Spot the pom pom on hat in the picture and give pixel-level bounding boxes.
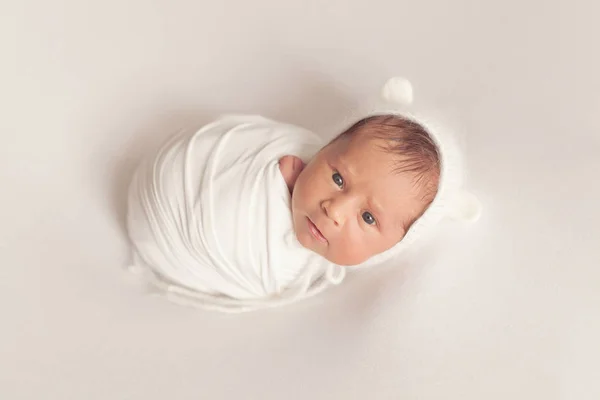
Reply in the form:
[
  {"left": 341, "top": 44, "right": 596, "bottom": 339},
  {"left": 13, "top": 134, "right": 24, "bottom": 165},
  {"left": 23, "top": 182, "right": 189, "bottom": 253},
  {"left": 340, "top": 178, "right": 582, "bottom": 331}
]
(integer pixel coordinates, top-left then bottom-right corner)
[
  {"left": 382, "top": 77, "right": 414, "bottom": 105},
  {"left": 446, "top": 190, "right": 483, "bottom": 222}
]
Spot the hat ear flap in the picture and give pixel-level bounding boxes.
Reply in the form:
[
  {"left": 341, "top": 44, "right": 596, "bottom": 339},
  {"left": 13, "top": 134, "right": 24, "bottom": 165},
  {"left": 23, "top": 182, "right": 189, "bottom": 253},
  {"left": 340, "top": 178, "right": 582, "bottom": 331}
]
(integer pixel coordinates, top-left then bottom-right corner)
[{"left": 445, "top": 190, "right": 482, "bottom": 222}]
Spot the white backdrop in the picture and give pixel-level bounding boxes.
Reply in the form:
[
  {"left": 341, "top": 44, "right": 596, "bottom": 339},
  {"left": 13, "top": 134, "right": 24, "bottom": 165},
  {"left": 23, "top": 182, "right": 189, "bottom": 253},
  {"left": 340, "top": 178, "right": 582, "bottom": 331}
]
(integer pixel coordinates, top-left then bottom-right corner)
[{"left": 1, "top": 0, "right": 599, "bottom": 399}]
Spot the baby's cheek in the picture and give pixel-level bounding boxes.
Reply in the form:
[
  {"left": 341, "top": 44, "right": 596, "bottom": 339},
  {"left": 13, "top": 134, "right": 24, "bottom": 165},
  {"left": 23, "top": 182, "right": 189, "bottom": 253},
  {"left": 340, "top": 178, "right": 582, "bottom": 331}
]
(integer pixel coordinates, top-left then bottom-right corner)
[{"left": 329, "top": 237, "right": 371, "bottom": 266}]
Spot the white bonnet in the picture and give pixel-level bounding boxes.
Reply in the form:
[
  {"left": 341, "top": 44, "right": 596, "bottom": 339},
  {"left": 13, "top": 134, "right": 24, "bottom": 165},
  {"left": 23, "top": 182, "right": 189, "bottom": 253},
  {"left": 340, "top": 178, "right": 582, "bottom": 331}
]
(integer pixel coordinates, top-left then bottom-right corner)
[{"left": 355, "top": 77, "right": 482, "bottom": 268}]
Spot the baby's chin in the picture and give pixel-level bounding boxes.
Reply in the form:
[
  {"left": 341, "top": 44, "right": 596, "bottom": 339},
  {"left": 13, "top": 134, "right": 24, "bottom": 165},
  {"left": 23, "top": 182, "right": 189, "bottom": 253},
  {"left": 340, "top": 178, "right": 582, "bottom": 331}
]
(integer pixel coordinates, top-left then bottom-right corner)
[{"left": 323, "top": 253, "right": 368, "bottom": 267}]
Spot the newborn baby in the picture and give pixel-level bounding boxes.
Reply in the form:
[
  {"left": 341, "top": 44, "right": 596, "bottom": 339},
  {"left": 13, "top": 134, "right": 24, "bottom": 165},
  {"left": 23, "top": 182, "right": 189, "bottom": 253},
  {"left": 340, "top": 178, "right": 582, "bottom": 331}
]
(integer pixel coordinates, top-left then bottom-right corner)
[
  {"left": 127, "top": 78, "right": 479, "bottom": 312},
  {"left": 278, "top": 115, "right": 439, "bottom": 266}
]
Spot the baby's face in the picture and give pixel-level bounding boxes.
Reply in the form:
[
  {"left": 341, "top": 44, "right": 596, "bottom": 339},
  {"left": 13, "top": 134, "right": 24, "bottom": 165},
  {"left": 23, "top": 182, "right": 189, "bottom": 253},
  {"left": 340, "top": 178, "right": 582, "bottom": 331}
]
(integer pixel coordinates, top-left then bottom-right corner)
[{"left": 291, "top": 132, "right": 427, "bottom": 266}]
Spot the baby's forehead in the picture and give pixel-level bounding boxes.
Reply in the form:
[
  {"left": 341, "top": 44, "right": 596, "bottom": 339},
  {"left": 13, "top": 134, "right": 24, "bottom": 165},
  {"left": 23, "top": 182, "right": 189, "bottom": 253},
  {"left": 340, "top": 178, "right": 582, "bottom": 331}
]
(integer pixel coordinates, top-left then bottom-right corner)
[{"left": 330, "top": 132, "right": 401, "bottom": 173}]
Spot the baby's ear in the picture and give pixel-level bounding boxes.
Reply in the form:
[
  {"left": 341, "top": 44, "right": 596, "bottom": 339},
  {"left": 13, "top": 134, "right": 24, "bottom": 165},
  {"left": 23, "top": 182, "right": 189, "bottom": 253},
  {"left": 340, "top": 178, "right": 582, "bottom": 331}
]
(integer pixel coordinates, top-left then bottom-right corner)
[{"left": 445, "top": 190, "right": 482, "bottom": 222}]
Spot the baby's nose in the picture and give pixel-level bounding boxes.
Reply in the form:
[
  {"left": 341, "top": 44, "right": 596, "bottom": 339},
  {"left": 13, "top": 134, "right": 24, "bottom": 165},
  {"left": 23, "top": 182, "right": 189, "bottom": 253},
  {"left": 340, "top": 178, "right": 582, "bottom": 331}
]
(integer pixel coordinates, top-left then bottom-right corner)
[{"left": 322, "top": 198, "right": 351, "bottom": 226}]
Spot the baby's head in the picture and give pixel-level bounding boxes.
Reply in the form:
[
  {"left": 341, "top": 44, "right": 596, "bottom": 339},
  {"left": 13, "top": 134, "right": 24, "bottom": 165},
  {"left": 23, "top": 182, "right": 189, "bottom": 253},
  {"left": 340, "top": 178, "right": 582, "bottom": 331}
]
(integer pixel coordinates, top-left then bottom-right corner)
[{"left": 292, "top": 115, "right": 441, "bottom": 266}]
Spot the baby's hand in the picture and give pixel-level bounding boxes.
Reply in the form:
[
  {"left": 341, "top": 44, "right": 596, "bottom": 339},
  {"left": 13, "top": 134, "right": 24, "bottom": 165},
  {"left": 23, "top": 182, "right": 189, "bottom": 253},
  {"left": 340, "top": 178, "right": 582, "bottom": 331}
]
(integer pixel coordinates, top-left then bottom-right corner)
[{"left": 278, "top": 155, "right": 305, "bottom": 193}]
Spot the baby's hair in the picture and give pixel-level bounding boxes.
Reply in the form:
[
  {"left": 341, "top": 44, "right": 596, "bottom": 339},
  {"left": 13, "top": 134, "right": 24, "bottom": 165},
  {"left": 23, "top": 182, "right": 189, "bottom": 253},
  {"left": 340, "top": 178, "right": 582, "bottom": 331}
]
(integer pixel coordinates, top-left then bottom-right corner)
[{"left": 340, "top": 115, "right": 441, "bottom": 206}]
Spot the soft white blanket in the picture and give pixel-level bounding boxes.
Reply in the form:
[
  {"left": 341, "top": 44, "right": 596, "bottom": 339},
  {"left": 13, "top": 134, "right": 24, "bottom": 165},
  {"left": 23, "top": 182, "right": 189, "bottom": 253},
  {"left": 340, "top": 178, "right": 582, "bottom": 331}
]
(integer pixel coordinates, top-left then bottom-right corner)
[{"left": 127, "top": 115, "right": 344, "bottom": 311}]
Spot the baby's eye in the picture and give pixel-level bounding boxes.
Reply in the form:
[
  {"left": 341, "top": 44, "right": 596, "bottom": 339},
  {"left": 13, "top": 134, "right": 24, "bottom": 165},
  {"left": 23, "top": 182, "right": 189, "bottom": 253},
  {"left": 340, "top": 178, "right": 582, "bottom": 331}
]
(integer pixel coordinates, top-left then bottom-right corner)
[
  {"left": 362, "top": 211, "right": 376, "bottom": 225},
  {"left": 332, "top": 172, "right": 344, "bottom": 188}
]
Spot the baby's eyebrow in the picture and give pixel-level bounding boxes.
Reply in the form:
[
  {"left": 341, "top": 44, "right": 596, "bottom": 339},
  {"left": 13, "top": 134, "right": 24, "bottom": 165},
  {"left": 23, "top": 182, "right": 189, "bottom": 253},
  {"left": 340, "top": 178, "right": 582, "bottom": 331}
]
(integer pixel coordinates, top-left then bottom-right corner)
[{"left": 336, "top": 157, "right": 357, "bottom": 178}]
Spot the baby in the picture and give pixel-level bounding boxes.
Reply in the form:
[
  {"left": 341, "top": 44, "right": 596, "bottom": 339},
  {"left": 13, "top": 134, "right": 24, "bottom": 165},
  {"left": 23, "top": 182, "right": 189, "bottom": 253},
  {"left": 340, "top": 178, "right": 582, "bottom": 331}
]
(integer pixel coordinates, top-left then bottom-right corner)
[
  {"left": 278, "top": 115, "right": 440, "bottom": 266},
  {"left": 127, "top": 77, "right": 478, "bottom": 312}
]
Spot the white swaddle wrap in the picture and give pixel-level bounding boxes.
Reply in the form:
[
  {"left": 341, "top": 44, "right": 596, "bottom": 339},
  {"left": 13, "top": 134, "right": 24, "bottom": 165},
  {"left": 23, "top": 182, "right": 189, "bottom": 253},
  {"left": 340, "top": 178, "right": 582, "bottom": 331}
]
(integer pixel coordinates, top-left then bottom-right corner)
[{"left": 127, "top": 115, "right": 344, "bottom": 312}]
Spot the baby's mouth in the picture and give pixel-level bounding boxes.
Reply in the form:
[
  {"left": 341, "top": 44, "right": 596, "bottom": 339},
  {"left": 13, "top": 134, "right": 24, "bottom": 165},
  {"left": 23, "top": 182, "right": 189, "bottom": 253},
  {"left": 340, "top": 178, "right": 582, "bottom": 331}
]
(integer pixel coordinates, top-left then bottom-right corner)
[{"left": 307, "top": 217, "right": 328, "bottom": 244}]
